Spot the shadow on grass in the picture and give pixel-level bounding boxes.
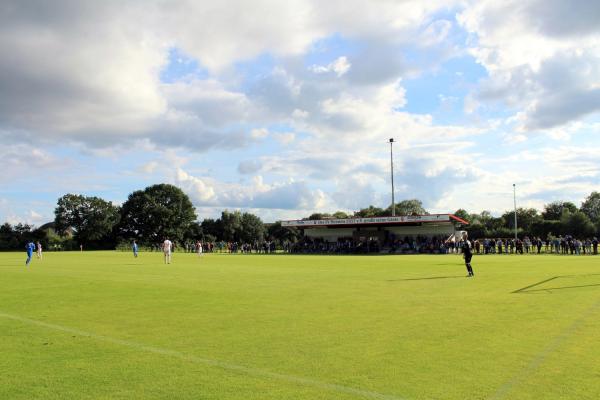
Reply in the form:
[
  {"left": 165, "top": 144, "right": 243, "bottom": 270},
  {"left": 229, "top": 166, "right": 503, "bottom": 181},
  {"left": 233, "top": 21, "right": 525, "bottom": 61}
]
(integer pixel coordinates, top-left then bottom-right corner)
[
  {"left": 513, "top": 273, "right": 600, "bottom": 294},
  {"left": 521, "top": 283, "right": 600, "bottom": 293}
]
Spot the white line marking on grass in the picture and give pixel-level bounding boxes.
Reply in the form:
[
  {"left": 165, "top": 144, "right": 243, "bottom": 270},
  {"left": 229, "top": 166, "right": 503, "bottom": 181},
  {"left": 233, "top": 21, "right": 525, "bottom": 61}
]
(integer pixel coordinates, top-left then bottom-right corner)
[
  {"left": 490, "top": 297, "right": 600, "bottom": 399},
  {"left": 0, "top": 311, "right": 404, "bottom": 400}
]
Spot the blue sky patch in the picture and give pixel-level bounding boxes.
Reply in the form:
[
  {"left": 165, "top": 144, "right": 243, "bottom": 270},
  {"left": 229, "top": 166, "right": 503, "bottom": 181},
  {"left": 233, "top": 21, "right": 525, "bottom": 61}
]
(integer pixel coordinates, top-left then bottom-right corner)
[{"left": 160, "top": 47, "right": 209, "bottom": 83}]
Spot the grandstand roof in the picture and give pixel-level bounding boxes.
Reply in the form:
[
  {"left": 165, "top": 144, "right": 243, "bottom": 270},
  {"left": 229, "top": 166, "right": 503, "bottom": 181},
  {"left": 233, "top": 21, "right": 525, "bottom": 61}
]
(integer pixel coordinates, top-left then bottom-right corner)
[{"left": 281, "top": 214, "right": 468, "bottom": 228}]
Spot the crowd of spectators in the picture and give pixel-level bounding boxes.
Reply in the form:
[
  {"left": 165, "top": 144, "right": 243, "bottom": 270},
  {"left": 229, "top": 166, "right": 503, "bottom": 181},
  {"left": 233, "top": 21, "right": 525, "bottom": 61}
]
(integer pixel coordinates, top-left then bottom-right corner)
[
  {"left": 185, "top": 241, "right": 277, "bottom": 253},
  {"left": 288, "top": 238, "right": 380, "bottom": 254},
  {"left": 286, "top": 234, "right": 600, "bottom": 255},
  {"left": 458, "top": 236, "right": 599, "bottom": 255},
  {"left": 144, "top": 241, "right": 277, "bottom": 253},
  {"left": 287, "top": 235, "right": 450, "bottom": 254},
  {"left": 135, "top": 234, "right": 599, "bottom": 256},
  {"left": 386, "top": 235, "right": 447, "bottom": 254}
]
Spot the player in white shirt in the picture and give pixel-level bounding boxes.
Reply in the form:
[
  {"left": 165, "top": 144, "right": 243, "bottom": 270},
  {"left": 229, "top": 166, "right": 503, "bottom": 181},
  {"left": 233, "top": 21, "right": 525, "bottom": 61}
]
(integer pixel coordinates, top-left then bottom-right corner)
[
  {"left": 36, "top": 241, "right": 43, "bottom": 260},
  {"left": 162, "top": 238, "right": 173, "bottom": 264},
  {"left": 196, "top": 240, "right": 203, "bottom": 257}
]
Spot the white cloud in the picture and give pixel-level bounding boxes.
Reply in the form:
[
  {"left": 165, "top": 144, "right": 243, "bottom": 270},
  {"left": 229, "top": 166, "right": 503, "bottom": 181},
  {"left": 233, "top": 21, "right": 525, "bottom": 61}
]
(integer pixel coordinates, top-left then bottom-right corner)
[
  {"left": 291, "top": 78, "right": 479, "bottom": 147},
  {"left": 0, "top": 0, "right": 461, "bottom": 148},
  {"left": 174, "top": 168, "right": 328, "bottom": 211},
  {"left": 309, "top": 56, "right": 351, "bottom": 77},
  {"left": 458, "top": 0, "right": 600, "bottom": 131},
  {"left": 139, "top": 161, "right": 158, "bottom": 174},
  {"left": 237, "top": 160, "right": 263, "bottom": 175},
  {"left": 161, "top": 79, "right": 252, "bottom": 127},
  {"left": 28, "top": 210, "right": 45, "bottom": 224},
  {"left": 273, "top": 132, "right": 296, "bottom": 145},
  {"left": 2, "top": 0, "right": 599, "bottom": 223},
  {"left": 420, "top": 19, "right": 453, "bottom": 46},
  {"left": 0, "top": 2, "right": 166, "bottom": 143},
  {"left": 502, "top": 133, "right": 528, "bottom": 145},
  {"left": 0, "top": 199, "right": 50, "bottom": 226},
  {"left": 175, "top": 168, "right": 217, "bottom": 203},
  {"left": 0, "top": 145, "right": 64, "bottom": 183},
  {"left": 292, "top": 109, "right": 309, "bottom": 119},
  {"left": 250, "top": 128, "right": 270, "bottom": 139}
]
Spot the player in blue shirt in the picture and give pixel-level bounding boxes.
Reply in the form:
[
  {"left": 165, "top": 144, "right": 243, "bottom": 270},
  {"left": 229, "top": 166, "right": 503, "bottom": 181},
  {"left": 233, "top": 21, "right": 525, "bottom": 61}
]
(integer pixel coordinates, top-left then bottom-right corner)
[
  {"left": 132, "top": 240, "right": 138, "bottom": 258},
  {"left": 25, "top": 241, "right": 35, "bottom": 266}
]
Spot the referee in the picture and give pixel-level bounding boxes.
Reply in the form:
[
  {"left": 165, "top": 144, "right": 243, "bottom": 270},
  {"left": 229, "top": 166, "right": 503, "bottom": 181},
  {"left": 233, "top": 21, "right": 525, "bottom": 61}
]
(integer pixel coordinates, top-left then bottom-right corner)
[{"left": 461, "top": 232, "right": 474, "bottom": 277}]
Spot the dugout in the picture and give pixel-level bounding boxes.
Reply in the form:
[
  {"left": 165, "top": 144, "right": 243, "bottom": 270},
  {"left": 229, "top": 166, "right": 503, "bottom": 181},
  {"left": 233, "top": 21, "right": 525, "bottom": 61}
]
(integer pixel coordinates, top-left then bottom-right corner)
[{"left": 280, "top": 214, "right": 468, "bottom": 245}]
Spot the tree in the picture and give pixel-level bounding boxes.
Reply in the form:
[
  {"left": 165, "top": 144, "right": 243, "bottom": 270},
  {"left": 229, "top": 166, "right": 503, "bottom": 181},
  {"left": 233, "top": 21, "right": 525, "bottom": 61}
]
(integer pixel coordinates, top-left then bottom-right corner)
[
  {"left": 332, "top": 211, "right": 349, "bottom": 219},
  {"left": 0, "top": 222, "right": 52, "bottom": 251},
  {"left": 466, "top": 221, "right": 486, "bottom": 239},
  {"left": 453, "top": 209, "right": 470, "bottom": 222},
  {"left": 386, "top": 199, "right": 427, "bottom": 216},
  {"left": 354, "top": 206, "right": 385, "bottom": 218},
  {"left": 488, "top": 227, "right": 518, "bottom": 238},
  {"left": 219, "top": 210, "right": 242, "bottom": 242},
  {"left": 530, "top": 220, "right": 563, "bottom": 239},
  {"left": 501, "top": 207, "right": 541, "bottom": 232},
  {"left": 118, "top": 184, "right": 196, "bottom": 244},
  {"left": 0, "top": 223, "right": 18, "bottom": 250},
  {"left": 467, "top": 211, "right": 507, "bottom": 237},
  {"left": 307, "top": 213, "right": 331, "bottom": 220},
  {"left": 561, "top": 211, "right": 596, "bottom": 238},
  {"left": 201, "top": 218, "right": 222, "bottom": 240},
  {"left": 200, "top": 211, "right": 265, "bottom": 243},
  {"left": 183, "top": 221, "right": 203, "bottom": 242},
  {"left": 239, "top": 213, "right": 265, "bottom": 243},
  {"left": 581, "top": 192, "right": 600, "bottom": 224},
  {"left": 468, "top": 210, "right": 492, "bottom": 225},
  {"left": 54, "top": 194, "right": 120, "bottom": 246},
  {"left": 542, "top": 201, "right": 578, "bottom": 220},
  {"left": 267, "top": 222, "right": 301, "bottom": 244}
]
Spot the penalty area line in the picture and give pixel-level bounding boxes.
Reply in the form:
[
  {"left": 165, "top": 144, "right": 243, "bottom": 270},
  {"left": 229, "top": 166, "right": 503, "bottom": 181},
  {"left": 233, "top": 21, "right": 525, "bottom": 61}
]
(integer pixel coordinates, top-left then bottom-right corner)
[
  {"left": 0, "top": 311, "right": 404, "bottom": 400},
  {"left": 490, "top": 296, "right": 600, "bottom": 399}
]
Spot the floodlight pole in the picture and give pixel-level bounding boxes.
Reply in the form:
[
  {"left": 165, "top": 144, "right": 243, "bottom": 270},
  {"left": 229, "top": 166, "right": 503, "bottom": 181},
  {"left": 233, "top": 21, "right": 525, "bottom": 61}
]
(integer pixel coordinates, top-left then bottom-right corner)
[
  {"left": 389, "top": 138, "right": 395, "bottom": 216},
  {"left": 513, "top": 183, "right": 518, "bottom": 240}
]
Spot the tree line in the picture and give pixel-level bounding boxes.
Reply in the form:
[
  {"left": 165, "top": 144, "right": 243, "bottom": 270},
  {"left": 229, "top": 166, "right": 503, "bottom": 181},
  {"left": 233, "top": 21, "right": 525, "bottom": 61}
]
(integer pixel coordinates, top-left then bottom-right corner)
[
  {"left": 455, "top": 193, "right": 600, "bottom": 239},
  {"left": 0, "top": 184, "right": 302, "bottom": 251},
  {"left": 1, "top": 185, "right": 600, "bottom": 251}
]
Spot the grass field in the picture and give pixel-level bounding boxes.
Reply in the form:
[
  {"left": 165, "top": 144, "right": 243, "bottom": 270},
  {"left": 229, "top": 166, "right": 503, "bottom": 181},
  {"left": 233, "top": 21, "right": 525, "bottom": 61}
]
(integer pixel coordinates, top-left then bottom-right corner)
[{"left": 1, "top": 252, "right": 599, "bottom": 400}]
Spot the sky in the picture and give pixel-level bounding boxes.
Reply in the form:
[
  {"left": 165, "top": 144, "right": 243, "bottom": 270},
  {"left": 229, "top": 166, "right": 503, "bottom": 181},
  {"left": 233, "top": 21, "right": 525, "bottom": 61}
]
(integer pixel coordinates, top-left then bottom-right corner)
[{"left": 1, "top": 0, "right": 600, "bottom": 225}]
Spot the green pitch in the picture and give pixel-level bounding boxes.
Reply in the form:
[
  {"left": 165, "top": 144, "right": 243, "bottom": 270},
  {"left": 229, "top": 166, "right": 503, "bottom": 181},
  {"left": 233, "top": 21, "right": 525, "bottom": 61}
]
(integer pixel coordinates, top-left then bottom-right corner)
[{"left": 1, "top": 252, "right": 599, "bottom": 400}]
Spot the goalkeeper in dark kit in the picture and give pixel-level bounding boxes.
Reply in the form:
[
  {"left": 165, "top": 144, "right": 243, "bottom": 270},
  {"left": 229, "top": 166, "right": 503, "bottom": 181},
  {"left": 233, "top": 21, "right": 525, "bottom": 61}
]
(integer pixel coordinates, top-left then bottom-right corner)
[{"left": 461, "top": 232, "right": 474, "bottom": 277}]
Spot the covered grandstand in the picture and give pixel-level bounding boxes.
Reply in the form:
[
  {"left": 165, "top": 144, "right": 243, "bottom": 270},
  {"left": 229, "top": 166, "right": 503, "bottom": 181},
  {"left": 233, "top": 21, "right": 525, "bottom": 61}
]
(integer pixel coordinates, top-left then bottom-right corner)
[{"left": 280, "top": 214, "right": 468, "bottom": 254}]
